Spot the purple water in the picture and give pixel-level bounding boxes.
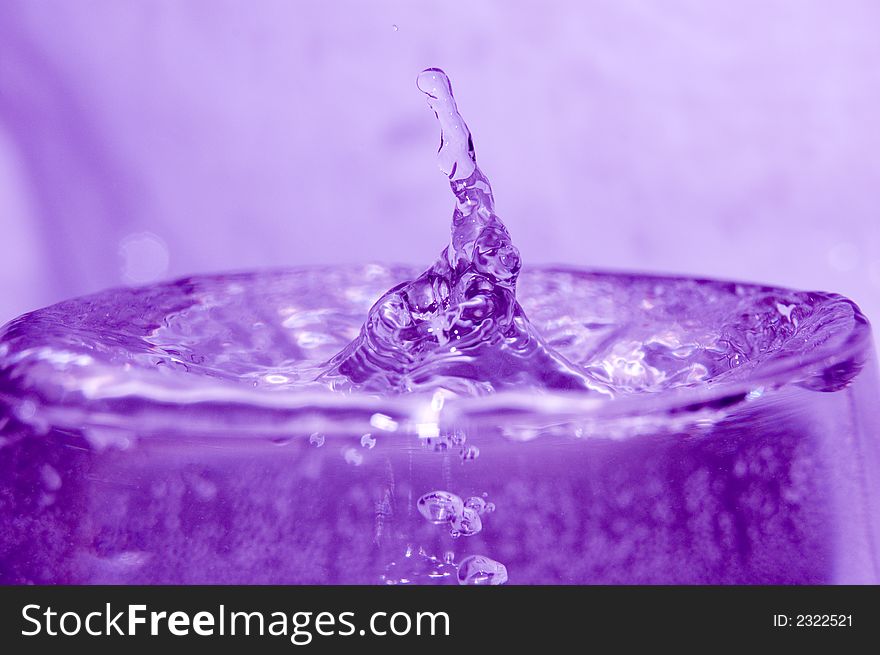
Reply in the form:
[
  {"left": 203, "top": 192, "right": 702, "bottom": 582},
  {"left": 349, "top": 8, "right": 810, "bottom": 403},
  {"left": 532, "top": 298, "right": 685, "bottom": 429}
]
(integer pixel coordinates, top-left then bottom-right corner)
[{"left": 0, "top": 70, "right": 878, "bottom": 584}]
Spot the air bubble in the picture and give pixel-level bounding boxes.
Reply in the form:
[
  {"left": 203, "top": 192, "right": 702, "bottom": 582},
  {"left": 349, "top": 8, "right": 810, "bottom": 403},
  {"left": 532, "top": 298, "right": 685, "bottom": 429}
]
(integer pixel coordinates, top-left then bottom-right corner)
[
  {"left": 451, "top": 506, "right": 482, "bottom": 537},
  {"left": 457, "top": 555, "right": 508, "bottom": 585},
  {"left": 360, "top": 433, "right": 376, "bottom": 449},
  {"left": 309, "top": 432, "right": 325, "bottom": 447},
  {"left": 417, "top": 491, "right": 464, "bottom": 524}
]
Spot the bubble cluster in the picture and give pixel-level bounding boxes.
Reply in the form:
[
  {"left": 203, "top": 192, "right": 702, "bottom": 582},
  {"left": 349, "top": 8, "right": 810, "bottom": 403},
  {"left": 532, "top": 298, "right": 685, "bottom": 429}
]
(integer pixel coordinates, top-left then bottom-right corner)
[
  {"left": 417, "top": 490, "right": 495, "bottom": 538},
  {"left": 417, "top": 491, "right": 464, "bottom": 524}
]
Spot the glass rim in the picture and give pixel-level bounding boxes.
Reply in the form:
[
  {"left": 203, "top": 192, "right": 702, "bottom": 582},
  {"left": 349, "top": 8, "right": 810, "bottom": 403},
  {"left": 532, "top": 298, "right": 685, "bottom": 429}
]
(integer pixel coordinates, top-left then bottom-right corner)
[{"left": 0, "top": 265, "right": 874, "bottom": 441}]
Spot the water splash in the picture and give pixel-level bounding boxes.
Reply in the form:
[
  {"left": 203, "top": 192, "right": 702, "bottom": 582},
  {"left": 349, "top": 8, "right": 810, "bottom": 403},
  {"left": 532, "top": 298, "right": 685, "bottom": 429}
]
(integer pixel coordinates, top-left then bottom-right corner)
[
  {"left": 318, "top": 68, "right": 606, "bottom": 396},
  {"left": 0, "top": 64, "right": 872, "bottom": 588}
]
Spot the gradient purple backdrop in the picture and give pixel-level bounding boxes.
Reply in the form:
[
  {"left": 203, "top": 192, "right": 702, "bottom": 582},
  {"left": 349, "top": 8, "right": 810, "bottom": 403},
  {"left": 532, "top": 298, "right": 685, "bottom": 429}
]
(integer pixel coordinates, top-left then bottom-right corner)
[{"left": 1, "top": 0, "right": 878, "bottom": 340}]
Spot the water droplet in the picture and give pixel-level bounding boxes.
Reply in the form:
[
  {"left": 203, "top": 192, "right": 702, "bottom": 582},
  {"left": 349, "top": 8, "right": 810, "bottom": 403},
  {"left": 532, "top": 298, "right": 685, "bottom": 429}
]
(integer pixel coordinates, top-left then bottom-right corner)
[
  {"left": 457, "top": 555, "right": 508, "bottom": 585},
  {"left": 451, "top": 506, "right": 482, "bottom": 537},
  {"left": 309, "top": 432, "right": 325, "bottom": 447},
  {"left": 360, "top": 433, "right": 376, "bottom": 449},
  {"left": 417, "top": 490, "right": 464, "bottom": 524}
]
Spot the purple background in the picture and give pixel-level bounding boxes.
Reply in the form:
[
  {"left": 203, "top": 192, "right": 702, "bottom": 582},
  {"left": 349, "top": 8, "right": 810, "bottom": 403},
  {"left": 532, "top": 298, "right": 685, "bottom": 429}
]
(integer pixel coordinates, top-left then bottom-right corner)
[{"left": 1, "top": 1, "right": 878, "bottom": 336}]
